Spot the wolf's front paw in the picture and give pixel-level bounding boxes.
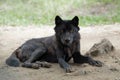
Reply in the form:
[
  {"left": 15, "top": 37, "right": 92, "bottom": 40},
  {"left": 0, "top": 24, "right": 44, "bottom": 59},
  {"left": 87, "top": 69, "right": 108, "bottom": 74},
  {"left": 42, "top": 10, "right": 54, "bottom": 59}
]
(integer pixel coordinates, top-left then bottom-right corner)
[
  {"left": 88, "top": 58, "right": 103, "bottom": 67},
  {"left": 65, "top": 66, "right": 73, "bottom": 73}
]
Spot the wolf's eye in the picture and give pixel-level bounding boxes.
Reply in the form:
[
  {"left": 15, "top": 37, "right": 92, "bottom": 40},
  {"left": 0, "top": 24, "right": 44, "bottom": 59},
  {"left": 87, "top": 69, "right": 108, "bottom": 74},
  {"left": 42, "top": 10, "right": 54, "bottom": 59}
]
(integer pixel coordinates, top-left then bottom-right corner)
[
  {"left": 70, "top": 29, "right": 74, "bottom": 33},
  {"left": 60, "top": 30, "right": 63, "bottom": 33}
]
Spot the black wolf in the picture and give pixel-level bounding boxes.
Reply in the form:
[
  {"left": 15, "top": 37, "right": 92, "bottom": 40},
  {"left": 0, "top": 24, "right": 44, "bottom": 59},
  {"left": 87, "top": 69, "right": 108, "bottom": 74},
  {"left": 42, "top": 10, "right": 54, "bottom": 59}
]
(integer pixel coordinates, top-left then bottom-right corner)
[{"left": 6, "top": 16, "right": 102, "bottom": 72}]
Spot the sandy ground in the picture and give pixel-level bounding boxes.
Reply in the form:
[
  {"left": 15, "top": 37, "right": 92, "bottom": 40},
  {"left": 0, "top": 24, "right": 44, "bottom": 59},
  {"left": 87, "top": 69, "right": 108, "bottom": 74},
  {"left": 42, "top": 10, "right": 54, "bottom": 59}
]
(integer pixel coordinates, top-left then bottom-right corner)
[{"left": 0, "top": 24, "right": 120, "bottom": 80}]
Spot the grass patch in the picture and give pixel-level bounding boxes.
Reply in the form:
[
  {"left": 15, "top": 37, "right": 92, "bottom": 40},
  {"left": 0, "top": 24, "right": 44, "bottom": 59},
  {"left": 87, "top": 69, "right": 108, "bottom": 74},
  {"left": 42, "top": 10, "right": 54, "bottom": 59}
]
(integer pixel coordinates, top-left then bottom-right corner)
[{"left": 0, "top": 0, "right": 120, "bottom": 26}]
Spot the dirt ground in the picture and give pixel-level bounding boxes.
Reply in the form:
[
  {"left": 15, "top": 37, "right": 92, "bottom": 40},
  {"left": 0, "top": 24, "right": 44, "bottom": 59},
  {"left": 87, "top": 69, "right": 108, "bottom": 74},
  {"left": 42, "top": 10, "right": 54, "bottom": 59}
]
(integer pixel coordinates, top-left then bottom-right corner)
[{"left": 0, "top": 24, "right": 120, "bottom": 80}]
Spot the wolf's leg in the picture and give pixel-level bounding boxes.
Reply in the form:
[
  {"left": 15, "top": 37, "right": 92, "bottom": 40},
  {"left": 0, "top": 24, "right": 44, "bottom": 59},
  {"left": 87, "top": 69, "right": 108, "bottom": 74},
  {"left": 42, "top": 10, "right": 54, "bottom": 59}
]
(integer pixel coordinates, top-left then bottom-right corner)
[
  {"left": 58, "top": 58, "right": 72, "bottom": 73},
  {"left": 22, "top": 47, "right": 47, "bottom": 69},
  {"left": 73, "top": 52, "right": 103, "bottom": 67},
  {"left": 56, "top": 50, "right": 73, "bottom": 73},
  {"left": 26, "top": 47, "right": 46, "bottom": 63}
]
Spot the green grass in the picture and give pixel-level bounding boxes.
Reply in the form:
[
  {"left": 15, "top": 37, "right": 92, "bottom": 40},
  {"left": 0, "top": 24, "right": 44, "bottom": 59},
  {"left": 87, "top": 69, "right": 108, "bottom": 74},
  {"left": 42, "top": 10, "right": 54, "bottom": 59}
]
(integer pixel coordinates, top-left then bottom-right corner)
[{"left": 0, "top": 0, "right": 120, "bottom": 26}]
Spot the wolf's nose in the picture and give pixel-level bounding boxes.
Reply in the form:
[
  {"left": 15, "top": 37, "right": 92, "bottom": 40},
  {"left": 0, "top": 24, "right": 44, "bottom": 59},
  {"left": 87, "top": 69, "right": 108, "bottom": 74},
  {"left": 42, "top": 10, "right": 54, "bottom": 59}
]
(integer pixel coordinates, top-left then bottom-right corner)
[{"left": 65, "top": 39, "right": 70, "bottom": 43}]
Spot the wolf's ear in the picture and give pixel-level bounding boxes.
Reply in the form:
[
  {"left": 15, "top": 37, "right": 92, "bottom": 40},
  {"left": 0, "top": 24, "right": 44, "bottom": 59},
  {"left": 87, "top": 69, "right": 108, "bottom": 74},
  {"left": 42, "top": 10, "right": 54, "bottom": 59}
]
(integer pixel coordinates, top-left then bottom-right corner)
[
  {"left": 55, "top": 16, "right": 63, "bottom": 25},
  {"left": 71, "top": 16, "right": 79, "bottom": 26}
]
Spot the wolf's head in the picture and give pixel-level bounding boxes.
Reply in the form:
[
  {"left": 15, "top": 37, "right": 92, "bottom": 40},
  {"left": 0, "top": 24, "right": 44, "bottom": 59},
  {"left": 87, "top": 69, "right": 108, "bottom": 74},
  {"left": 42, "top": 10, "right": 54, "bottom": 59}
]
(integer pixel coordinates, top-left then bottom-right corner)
[{"left": 54, "top": 16, "right": 80, "bottom": 46}]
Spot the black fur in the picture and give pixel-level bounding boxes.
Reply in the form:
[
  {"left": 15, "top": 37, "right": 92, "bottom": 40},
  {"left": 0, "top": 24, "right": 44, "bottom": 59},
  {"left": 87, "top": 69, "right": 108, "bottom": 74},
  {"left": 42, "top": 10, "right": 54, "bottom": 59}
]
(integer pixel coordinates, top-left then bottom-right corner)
[{"left": 6, "top": 16, "right": 102, "bottom": 72}]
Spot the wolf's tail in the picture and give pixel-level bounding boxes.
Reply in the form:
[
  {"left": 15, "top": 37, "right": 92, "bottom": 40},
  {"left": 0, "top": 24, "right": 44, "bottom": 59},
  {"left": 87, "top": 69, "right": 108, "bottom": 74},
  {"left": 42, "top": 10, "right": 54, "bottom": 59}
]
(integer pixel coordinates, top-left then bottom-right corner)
[{"left": 6, "top": 49, "right": 21, "bottom": 67}]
